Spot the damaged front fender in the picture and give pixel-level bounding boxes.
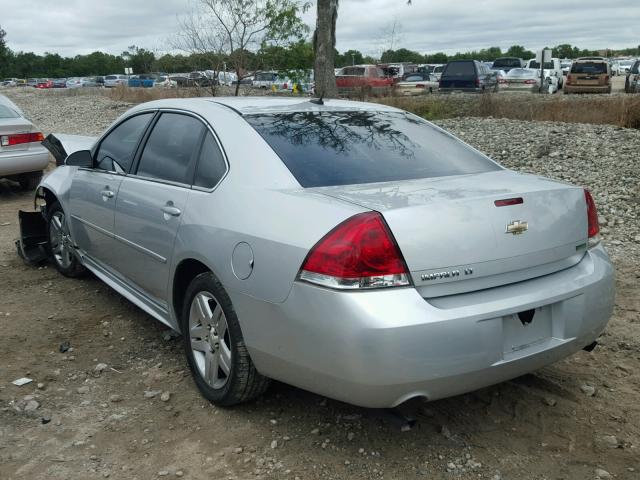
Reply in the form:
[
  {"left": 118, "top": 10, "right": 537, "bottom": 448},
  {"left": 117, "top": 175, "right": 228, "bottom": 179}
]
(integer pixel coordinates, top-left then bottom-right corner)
[{"left": 41, "top": 133, "right": 97, "bottom": 166}]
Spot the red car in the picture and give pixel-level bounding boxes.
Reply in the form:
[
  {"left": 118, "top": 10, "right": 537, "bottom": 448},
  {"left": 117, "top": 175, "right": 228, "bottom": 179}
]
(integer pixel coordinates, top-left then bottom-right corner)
[
  {"left": 336, "top": 65, "right": 394, "bottom": 96},
  {"left": 35, "top": 79, "right": 54, "bottom": 89}
]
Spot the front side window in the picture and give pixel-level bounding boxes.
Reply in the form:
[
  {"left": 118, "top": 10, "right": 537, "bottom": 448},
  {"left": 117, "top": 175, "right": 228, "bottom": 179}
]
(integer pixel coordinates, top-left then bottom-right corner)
[
  {"left": 95, "top": 113, "right": 153, "bottom": 173},
  {"left": 136, "top": 113, "right": 205, "bottom": 185},
  {"left": 246, "top": 111, "right": 501, "bottom": 188}
]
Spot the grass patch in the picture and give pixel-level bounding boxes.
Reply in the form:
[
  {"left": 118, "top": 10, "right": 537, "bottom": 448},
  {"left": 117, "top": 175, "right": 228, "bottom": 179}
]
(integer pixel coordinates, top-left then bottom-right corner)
[{"left": 377, "top": 93, "right": 640, "bottom": 129}]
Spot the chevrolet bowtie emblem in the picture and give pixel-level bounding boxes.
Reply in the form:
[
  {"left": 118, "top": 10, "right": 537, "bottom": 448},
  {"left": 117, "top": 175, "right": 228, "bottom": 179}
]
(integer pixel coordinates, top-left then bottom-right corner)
[{"left": 506, "top": 220, "right": 528, "bottom": 235}]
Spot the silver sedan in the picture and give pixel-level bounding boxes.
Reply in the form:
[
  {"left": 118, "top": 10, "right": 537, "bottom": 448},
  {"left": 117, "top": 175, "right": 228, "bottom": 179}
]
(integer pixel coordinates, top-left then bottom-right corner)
[
  {"left": 0, "top": 95, "right": 48, "bottom": 189},
  {"left": 32, "top": 97, "right": 614, "bottom": 408}
]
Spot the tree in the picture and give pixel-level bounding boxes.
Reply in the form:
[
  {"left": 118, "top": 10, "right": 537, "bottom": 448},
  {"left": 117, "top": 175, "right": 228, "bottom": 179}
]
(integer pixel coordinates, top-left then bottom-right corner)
[
  {"left": 505, "top": 45, "right": 534, "bottom": 60},
  {"left": 121, "top": 46, "right": 155, "bottom": 74},
  {"left": 313, "top": 0, "right": 338, "bottom": 98},
  {"left": 0, "top": 26, "right": 10, "bottom": 77},
  {"left": 178, "top": 0, "right": 308, "bottom": 96}
]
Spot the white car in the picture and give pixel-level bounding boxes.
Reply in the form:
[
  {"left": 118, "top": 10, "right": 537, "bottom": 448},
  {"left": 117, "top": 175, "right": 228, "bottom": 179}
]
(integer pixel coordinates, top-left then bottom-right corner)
[
  {"left": 104, "top": 74, "right": 129, "bottom": 88},
  {"left": 525, "top": 58, "right": 564, "bottom": 89},
  {"left": 0, "top": 95, "right": 48, "bottom": 189}
]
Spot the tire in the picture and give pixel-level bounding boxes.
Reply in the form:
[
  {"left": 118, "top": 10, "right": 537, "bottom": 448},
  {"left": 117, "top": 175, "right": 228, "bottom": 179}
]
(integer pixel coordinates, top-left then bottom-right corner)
[
  {"left": 47, "top": 201, "right": 86, "bottom": 277},
  {"left": 18, "top": 171, "right": 42, "bottom": 191},
  {"left": 181, "top": 272, "right": 270, "bottom": 406}
]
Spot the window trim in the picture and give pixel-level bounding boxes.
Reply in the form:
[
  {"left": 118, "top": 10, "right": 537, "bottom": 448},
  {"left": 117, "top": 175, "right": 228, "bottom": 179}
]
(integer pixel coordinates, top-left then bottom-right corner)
[
  {"left": 89, "top": 110, "right": 158, "bottom": 175},
  {"left": 126, "top": 108, "right": 230, "bottom": 192}
]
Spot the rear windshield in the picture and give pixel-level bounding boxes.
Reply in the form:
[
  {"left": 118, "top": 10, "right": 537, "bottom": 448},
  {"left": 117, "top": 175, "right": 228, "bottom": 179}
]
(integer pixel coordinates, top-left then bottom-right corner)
[
  {"left": 340, "top": 67, "right": 365, "bottom": 76},
  {"left": 493, "top": 58, "right": 521, "bottom": 68},
  {"left": 443, "top": 62, "right": 475, "bottom": 76},
  {"left": 528, "top": 61, "right": 554, "bottom": 69},
  {"left": 571, "top": 62, "right": 607, "bottom": 74},
  {"left": 245, "top": 111, "right": 500, "bottom": 188},
  {"left": 105, "top": 75, "right": 117, "bottom": 80}
]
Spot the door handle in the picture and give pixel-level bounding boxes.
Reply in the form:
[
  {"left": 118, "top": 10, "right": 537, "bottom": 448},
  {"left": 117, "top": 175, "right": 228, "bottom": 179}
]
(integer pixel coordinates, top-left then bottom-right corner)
[
  {"left": 100, "top": 189, "right": 115, "bottom": 199},
  {"left": 161, "top": 205, "right": 181, "bottom": 217}
]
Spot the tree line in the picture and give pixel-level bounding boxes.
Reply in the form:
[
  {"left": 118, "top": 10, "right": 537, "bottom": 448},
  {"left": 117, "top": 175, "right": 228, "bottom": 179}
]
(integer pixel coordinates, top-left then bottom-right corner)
[{"left": 1, "top": 24, "right": 638, "bottom": 79}]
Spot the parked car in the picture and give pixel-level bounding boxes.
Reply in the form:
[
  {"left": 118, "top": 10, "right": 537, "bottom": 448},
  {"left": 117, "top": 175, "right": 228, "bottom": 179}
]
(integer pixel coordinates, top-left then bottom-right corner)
[
  {"left": 491, "top": 57, "right": 524, "bottom": 73},
  {"left": 439, "top": 60, "right": 498, "bottom": 93},
  {"left": 619, "top": 59, "right": 635, "bottom": 74},
  {"left": 395, "top": 72, "right": 438, "bottom": 95},
  {"left": 564, "top": 58, "right": 611, "bottom": 94},
  {"left": 502, "top": 68, "right": 557, "bottom": 93},
  {"left": 252, "top": 71, "right": 279, "bottom": 89},
  {"left": 624, "top": 60, "right": 640, "bottom": 93},
  {"left": 154, "top": 75, "right": 178, "bottom": 88},
  {"left": 494, "top": 69, "right": 508, "bottom": 88},
  {"left": 2, "top": 78, "right": 20, "bottom": 87},
  {"left": 104, "top": 74, "right": 129, "bottom": 88},
  {"left": 609, "top": 60, "right": 621, "bottom": 76},
  {"left": 0, "top": 94, "right": 48, "bottom": 189},
  {"left": 66, "top": 77, "right": 99, "bottom": 88},
  {"left": 525, "top": 57, "right": 564, "bottom": 89},
  {"left": 26, "top": 78, "right": 39, "bottom": 87},
  {"left": 66, "top": 77, "right": 83, "bottom": 88},
  {"left": 36, "top": 79, "right": 54, "bottom": 89},
  {"left": 128, "top": 74, "right": 159, "bottom": 88},
  {"left": 52, "top": 78, "right": 67, "bottom": 88},
  {"left": 33, "top": 97, "right": 614, "bottom": 408},
  {"left": 336, "top": 65, "right": 394, "bottom": 96},
  {"left": 560, "top": 60, "right": 572, "bottom": 76},
  {"left": 379, "top": 63, "right": 418, "bottom": 80},
  {"left": 431, "top": 64, "right": 445, "bottom": 80}
]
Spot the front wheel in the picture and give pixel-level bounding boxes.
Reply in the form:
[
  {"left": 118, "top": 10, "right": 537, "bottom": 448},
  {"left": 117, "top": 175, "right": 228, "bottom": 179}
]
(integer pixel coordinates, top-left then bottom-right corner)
[
  {"left": 47, "top": 201, "right": 86, "bottom": 277},
  {"left": 181, "top": 272, "right": 270, "bottom": 406}
]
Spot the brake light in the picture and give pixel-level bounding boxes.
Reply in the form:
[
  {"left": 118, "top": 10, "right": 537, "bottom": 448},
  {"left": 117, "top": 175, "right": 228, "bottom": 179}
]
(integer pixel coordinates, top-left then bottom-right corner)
[
  {"left": 498, "top": 79, "right": 507, "bottom": 84},
  {"left": 604, "top": 75, "right": 610, "bottom": 84},
  {"left": 566, "top": 75, "right": 573, "bottom": 85},
  {"left": 584, "top": 189, "right": 600, "bottom": 247},
  {"left": 416, "top": 84, "right": 426, "bottom": 88},
  {"left": 475, "top": 78, "right": 480, "bottom": 87},
  {"left": 298, "top": 211, "right": 411, "bottom": 289},
  {"left": 524, "top": 79, "right": 537, "bottom": 84},
  {"left": 0, "top": 132, "right": 45, "bottom": 147}
]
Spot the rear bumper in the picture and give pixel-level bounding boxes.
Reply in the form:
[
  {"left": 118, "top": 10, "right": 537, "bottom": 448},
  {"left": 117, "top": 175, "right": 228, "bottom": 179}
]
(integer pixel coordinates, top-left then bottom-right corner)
[
  {"left": 0, "top": 148, "right": 49, "bottom": 177},
  {"left": 235, "top": 245, "right": 615, "bottom": 407},
  {"left": 564, "top": 85, "right": 611, "bottom": 94}
]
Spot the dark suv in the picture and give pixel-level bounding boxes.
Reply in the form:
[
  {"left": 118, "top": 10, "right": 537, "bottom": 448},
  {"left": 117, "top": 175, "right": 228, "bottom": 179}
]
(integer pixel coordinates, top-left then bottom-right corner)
[
  {"left": 439, "top": 60, "right": 498, "bottom": 93},
  {"left": 625, "top": 60, "right": 640, "bottom": 93}
]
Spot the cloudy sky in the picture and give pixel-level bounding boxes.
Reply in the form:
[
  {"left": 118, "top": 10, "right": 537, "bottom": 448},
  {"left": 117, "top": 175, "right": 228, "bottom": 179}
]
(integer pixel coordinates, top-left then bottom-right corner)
[{"left": 2, "top": 0, "right": 638, "bottom": 57}]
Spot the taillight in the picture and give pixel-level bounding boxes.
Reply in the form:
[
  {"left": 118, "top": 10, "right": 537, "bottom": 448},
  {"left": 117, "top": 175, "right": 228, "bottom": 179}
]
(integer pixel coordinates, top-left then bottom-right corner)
[
  {"left": 0, "top": 132, "right": 45, "bottom": 147},
  {"left": 524, "top": 79, "right": 537, "bottom": 84},
  {"left": 416, "top": 84, "right": 426, "bottom": 88},
  {"left": 298, "top": 211, "right": 411, "bottom": 289},
  {"left": 498, "top": 79, "right": 507, "bottom": 84},
  {"left": 566, "top": 75, "right": 573, "bottom": 85},
  {"left": 584, "top": 189, "right": 600, "bottom": 247},
  {"left": 475, "top": 78, "right": 480, "bottom": 87},
  {"left": 604, "top": 75, "right": 610, "bottom": 84}
]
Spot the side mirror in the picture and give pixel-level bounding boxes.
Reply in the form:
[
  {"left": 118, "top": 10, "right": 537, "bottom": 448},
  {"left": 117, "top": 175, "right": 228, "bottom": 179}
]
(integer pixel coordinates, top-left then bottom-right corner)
[{"left": 65, "top": 150, "right": 93, "bottom": 168}]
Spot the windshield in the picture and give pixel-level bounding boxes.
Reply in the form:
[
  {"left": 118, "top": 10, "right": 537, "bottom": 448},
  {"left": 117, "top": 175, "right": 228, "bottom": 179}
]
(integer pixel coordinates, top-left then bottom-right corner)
[
  {"left": 245, "top": 111, "right": 500, "bottom": 188},
  {"left": 571, "top": 62, "right": 607, "bottom": 74},
  {"left": 443, "top": 62, "right": 475, "bottom": 76},
  {"left": 493, "top": 58, "right": 521, "bottom": 68}
]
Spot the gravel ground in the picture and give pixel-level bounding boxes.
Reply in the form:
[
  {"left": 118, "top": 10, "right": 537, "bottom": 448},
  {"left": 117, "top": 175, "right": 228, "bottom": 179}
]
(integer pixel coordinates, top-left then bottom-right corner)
[{"left": 1, "top": 89, "right": 639, "bottom": 480}]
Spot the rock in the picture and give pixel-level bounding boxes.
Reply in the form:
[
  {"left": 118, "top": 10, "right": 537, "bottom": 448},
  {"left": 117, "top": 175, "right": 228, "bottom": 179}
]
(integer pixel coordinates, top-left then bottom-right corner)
[
  {"left": 160, "top": 391, "right": 171, "bottom": 402},
  {"left": 599, "top": 435, "right": 619, "bottom": 448},
  {"left": 580, "top": 384, "right": 596, "bottom": 396},
  {"left": 77, "top": 386, "right": 90, "bottom": 394},
  {"left": 144, "top": 390, "right": 162, "bottom": 399},
  {"left": 175, "top": 471, "right": 184, "bottom": 477},
  {"left": 162, "top": 330, "right": 179, "bottom": 341},
  {"left": 347, "top": 432, "right": 355, "bottom": 441},
  {"left": 595, "top": 468, "right": 611, "bottom": 478},
  {"left": 37, "top": 382, "right": 46, "bottom": 390},
  {"left": 24, "top": 400, "right": 40, "bottom": 412},
  {"left": 59, "top": 341, "right": 71, "bottom": 353},
  {"left": 41, "top": 416, "right": 51, "bottom": 424},
  {"left": 158, "top": 471, "right": 169, "bottom": 477},
  {"left": 94, "top": 363, "right": 108, "bottom": 374},
  {"left": 270, "top": 440, "right": 278, "bottom": 449},
  {"left": 109, "top": 394, "right": 123, "bottom": 403},
  {"left": 543, "top": 397, "right": 557, "bottom": 406},
  {"left": 234, "top": 447, "right": 243, "bottom": 454}
]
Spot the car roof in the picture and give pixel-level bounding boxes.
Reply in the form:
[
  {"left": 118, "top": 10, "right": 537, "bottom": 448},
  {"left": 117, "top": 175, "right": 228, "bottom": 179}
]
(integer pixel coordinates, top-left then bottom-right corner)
[{"left": 130, "top": 97, "right": 402, "bottom": 116}]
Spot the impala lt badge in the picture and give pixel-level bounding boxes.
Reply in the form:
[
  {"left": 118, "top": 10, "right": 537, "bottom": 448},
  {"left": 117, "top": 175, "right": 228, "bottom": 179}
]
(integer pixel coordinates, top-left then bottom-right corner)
[{"left": 506, "top": 220, "right": 528, "bottom": 235}]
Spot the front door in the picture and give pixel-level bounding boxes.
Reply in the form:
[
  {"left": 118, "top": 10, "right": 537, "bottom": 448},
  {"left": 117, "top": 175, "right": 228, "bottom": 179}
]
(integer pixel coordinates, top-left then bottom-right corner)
[{"left": 68, "top": 112, "right": 154, "bottom": 267}]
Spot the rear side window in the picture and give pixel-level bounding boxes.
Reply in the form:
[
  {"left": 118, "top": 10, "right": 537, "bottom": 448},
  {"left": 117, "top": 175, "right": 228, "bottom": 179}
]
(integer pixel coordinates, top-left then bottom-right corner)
[
  {"left": 136, "top": 113, "right": 205, "bottom": 185},
  {"left": 571, "top": 62, "right": 607, "bottom": 74},
  {"left": 341, "top": 67, "right": 365, "bottom": 76},
  {"left": 246, "top": 111, "right": 500, "bottom": 188},
  {"left": 194, "top": 132, "right": 227, "bottom": 189},
  {"left": 95, "top": 113, "right": 153, "bottom": 173},
  {"left": 443, "top": 62, "right": 475, "bottom": 76}
]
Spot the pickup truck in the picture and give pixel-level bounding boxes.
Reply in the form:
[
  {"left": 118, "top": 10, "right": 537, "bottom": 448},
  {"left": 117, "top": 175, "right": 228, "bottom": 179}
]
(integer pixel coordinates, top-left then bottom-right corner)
[
  {"left": 525, "top": 58, "right": 564, "bottom": 89},
  {"left": 336, "top": 65, "right": 394, "bottom": 96}
]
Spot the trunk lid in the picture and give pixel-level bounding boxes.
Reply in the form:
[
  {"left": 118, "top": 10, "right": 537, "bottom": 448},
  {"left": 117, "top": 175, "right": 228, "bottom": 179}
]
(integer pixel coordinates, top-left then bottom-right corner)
[{"left": 313, "top": 170, "right": 588, "bottom": 297}]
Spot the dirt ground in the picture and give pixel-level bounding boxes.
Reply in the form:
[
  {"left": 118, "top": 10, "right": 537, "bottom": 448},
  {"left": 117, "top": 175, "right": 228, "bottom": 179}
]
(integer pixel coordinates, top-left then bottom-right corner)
[{"left": 1, "top": 101, "right": 639, "bottom": 479}]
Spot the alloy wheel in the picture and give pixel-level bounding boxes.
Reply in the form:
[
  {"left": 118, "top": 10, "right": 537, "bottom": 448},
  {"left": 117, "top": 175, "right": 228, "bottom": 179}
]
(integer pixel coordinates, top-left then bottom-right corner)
[{"left": 49, "top": 211, "right": 72, "bottom": 269}]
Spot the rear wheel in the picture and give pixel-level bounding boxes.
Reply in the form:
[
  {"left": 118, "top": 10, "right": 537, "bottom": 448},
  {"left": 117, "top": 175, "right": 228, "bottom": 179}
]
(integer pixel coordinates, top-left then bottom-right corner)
[
  {"left": 47, "top": 201, "right": 86, "bottom": 277},
  {"left": 181, "top": 272, "right": 270, "bottom": 406}
]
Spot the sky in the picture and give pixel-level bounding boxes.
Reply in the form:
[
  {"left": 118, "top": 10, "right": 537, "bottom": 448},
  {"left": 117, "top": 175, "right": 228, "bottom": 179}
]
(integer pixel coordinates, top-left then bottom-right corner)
[{"left": 1, "top": 0, "right": 638, "bottom": 58}]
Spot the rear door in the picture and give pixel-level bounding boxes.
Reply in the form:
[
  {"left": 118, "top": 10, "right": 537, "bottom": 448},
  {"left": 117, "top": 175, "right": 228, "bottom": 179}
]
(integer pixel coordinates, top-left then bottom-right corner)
[
  {"left": 112, "top": 112, "right": 205, "bottom": 302},
  {"left": 68, "top": 112, "right": 154, "bottom": 267}
]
